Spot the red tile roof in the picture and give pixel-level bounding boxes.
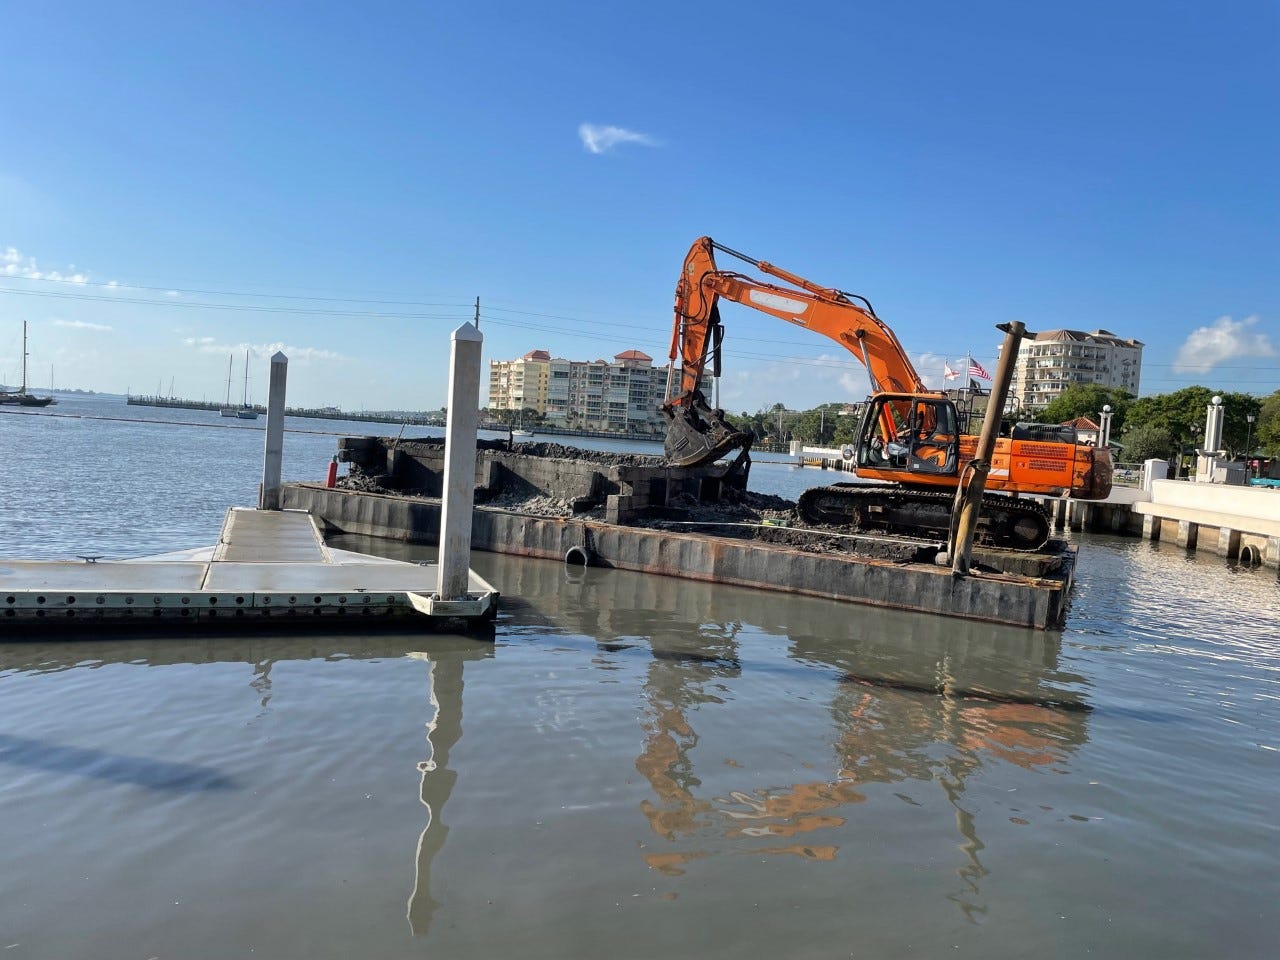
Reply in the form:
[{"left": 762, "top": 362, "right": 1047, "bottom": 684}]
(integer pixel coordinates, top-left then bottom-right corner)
[{"left": 1062, "top": 416, "right": 1101, "bottom": 431}]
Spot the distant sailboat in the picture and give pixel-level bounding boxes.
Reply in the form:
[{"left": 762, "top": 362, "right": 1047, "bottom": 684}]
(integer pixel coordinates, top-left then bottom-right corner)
[
  {"left": 236, "top": 350, "right": 259, "bottom": 419},
  {"left": 0, "top": 321, "right": 55, "bottom": 407},
  {"left": 219, "top": 354, "right": 238, "bottom": 416}
]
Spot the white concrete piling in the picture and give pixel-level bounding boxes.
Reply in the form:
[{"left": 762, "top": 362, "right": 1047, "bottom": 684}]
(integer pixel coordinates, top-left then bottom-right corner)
[
  {"left": 259, "top": 351, "right": 289, "bottom": 510},
  {"left": 437, "top": 323, "right": 483, "bottom": 601}
]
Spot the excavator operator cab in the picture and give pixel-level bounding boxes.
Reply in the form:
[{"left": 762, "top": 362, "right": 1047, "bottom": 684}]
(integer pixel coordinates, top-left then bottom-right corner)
[{"left": 855, "top": 394, "right": 959, "bottom": 476}]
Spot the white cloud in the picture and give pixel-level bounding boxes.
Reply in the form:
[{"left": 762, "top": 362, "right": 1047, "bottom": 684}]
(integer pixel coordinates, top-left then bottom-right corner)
[
  {"left": 1173, "top": 315, "right": 1275, "bottom": 375},
  {"left": 182, "top": 337, "right": 344, "bottom": 363},
  {"left": 53, "top": 318, "right": 113, "bottom": 332},
  {"left": 578, "top": 123, "right": 658, "bottom": 155},
  {"left": 719, "top": 353, "right": 870, "bottom": 411},
  {"left": 913, "top": 352, "right": 954, "bottom": 390},
  {"left": 2, "top": 246, "right": 89, "bottom": 284}
]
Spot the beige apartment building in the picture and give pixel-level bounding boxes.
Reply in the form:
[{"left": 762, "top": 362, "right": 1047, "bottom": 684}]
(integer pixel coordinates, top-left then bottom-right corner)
[
  {"left": 488, "top": 348, "right": 711, "bottom": 434},
  {"left": 1002, "top": 328, "right": 1143, "bottom": 413}
]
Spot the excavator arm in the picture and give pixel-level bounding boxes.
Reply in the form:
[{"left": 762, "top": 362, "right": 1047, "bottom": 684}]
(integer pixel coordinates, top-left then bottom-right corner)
[{"left": 662, "top": 237, "right": 933, "bottom": 466}]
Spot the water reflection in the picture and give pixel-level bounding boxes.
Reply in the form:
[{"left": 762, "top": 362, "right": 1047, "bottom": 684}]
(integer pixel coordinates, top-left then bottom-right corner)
[
  {"left": 0, "top": 633, "right": 475, "bottom": 675},
  {"left": 406, "top": 650, "right": 466, "bottom": 937},
  {"left": 0, "top": 629, "right": 494, "bottom": 941},
  {"left": 475, "top": 550, "right": 1090, "bottom": 920},
  {"left": 294, "top": 539, "right": 1094, "bottom": 926}
]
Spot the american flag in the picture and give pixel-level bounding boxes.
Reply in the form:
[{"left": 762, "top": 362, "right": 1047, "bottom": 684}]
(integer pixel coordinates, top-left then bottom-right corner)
[{"left": 968, "top": 358, "right": 992, "bottom": 380}]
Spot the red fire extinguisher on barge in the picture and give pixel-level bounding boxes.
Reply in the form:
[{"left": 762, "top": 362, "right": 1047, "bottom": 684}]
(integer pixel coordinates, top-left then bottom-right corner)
[{"left": 325, "top": 455, "right": 338, "bottom": 488}]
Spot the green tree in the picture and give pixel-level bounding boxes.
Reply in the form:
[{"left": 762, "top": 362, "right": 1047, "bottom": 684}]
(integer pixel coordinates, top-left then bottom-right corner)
[
  {"left": 1120, "top": 423, "right": 1177, "bottom": 462},
  {"left": 791, "top": 403, "right": 846, "bottom": 444},
  {"left": 1256, "top": 389, "right": 1280, "bottom": 456},
  {"left": 1125, "top": 385, "right": 1213, "bottom": 444},
  {"left": 831, "top": 416, "right": 860, "bottom": 445},
  {"left": 1036, "top": 385, "right": 1134, "bottom": 432},
  {"left": 1125, "top": 386, "right": 1261, "bottom": 457},
  {"left": 1217, "top": 392, "right": 1262, "bottom": 456}
]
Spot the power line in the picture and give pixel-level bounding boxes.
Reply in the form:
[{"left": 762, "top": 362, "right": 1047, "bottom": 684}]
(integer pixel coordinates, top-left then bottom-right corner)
[
  {"left": 4, "top": 276, "right": 1275, "bottom": 385},
  {"left": 0, "top": 285, "right": 471, "bottom": 321},
  {"left": 0, "top": 272, "right": 473, "bottom": 307}
]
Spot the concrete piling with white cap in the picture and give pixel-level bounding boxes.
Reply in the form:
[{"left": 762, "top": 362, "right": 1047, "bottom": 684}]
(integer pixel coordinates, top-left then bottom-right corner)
[
  {"left": 437, "top": 323, "right": 483, "bottom": 601},
  {"left": 259, "top": 351, "right": 288, "bottom": 510}
]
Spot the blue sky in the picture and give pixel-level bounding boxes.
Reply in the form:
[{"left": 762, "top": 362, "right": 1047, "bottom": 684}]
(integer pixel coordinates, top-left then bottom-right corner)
[{"left": 2, "top": 1, "right": 1276, "bottom": 411}]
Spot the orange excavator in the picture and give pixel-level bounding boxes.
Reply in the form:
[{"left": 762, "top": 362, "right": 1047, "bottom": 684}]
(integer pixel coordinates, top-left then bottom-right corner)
[{"left": 660, "top": 237, "right": 1112, "bottom": 550}]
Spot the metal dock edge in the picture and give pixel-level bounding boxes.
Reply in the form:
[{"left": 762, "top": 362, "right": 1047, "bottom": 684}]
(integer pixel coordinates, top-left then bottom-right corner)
[{"left": 1, "top": 508, "right": 498, "bottom": 634}]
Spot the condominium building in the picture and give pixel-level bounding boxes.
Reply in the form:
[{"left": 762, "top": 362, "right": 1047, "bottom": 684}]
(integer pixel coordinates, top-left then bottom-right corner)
[
  {"left": 1002, "top": 329, "right": 1143, "bottom": 413},
  {"left": 488, "top": 349, "right": 552, "bottom": 415},
  {"left": 489, "top": 348, "right": 710, "bottom": 434}
]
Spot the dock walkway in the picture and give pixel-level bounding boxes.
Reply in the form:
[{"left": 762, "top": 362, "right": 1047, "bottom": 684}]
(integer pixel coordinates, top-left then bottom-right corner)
[{"left": 1, "top": 508, "right": 497, "bottom": 630}]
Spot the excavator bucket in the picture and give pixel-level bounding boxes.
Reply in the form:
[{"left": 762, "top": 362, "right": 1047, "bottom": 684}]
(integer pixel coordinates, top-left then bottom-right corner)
[{"left": 662, "top": 393, "right": 753, "bottom": 467}]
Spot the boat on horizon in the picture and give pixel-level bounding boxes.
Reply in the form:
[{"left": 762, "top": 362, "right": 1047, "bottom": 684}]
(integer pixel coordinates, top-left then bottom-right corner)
[
  {"left": 218, "top": 350, "right": 258, "bottom": 419},
  {"left": 0, "top": 321, "right": 55, "bottom": 407},
  {"left": 218, "top": 353, "right": 238, "bottom": 416}
]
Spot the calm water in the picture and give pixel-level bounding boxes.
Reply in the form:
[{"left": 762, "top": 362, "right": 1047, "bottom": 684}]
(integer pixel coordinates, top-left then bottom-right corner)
[{"left": 1, "top": 397, "right": 1277, "bottom": 959}]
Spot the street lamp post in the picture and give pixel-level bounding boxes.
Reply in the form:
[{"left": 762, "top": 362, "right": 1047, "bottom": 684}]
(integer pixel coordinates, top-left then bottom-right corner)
[{"left": 1245, "top": 413, "right": 1256, "bottom": 477}]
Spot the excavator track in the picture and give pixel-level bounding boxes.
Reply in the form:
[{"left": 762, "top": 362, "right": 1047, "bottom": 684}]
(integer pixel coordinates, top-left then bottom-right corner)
[{"left": 796, "top": 484, "right": 1052, "bottom": 551}]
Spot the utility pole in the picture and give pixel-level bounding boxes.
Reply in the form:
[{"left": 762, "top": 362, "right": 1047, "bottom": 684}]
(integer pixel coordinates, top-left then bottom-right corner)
[{"left": 474, "top": 296, "right": 481, "bottom": 329}]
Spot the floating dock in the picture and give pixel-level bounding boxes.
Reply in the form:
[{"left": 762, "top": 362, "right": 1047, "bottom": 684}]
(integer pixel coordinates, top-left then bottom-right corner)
[{"left": 0, "top": 508, "right": 498, "bottom": 632}]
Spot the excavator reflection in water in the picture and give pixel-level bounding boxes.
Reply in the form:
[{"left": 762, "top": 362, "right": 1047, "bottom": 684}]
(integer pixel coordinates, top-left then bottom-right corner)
[
  {"left": 631, "top": 625, "right": 1087, "bottom": 922},
  {"left": 660, "top": 237, "right": 1113, "bottom": 549},
  {"left": 475, "top": 554, "right": 1091, "bottom": 921}
]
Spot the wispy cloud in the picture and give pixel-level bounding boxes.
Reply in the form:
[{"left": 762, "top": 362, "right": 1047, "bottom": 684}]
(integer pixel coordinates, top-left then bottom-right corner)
[
  {"left": 54, "top": 318, "right": 113, "bottom": 332},
  {"left": 2, "top": 246, "right": 89, "bottom": 284},
  {"left": 1173, "top": 314, "right": 1275, "bottom": 375},
  {"left": 914, "top": 352, "right": 954, "bottom": 390},
  {"left": 182, "top": 337, "right": 345, "bottom": 363},
  {"left": 578, "top": 123, "right": 658, "bottom": 155}
]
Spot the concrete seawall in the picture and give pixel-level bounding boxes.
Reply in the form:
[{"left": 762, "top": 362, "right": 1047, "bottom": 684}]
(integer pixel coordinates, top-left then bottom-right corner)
[{"left": 1024, "top": 482, "right": 1280, "bottom": 568}]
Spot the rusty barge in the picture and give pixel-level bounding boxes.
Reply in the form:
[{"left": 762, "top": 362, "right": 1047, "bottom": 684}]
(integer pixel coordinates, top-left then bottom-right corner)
[{"left": 281, "top": 436, "right": 1078, "bottom": 630}]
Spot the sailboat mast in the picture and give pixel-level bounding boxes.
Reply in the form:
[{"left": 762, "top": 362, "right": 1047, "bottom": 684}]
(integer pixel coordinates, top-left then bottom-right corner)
[
  {"left": 21, "top": 320, "right": 29, "bottom": 393},
  {"left": 243, "top": 349, "right": 250, "bottom": 406},
  {"left": 226, "top": 353, "right": 233, "bottom": 405}
]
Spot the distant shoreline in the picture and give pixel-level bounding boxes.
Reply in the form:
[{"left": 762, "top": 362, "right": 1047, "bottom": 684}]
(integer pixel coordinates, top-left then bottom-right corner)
[{"left": 120, "top": 395, "right": 667, "bottom": 443}]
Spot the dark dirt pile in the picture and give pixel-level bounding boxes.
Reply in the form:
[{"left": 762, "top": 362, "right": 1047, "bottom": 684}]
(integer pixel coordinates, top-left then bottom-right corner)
[
  {"left": 335, "top": 467, "right": 391, "bottom": 493},
  {"left": 482, "top": 492, "right": 597, "bottom": 519},
  {"left": 333, "top": 463, "right": 926, "bottom": 559},
  {"left": 510, "top": 440, "right": 665, "bottom": 468}
]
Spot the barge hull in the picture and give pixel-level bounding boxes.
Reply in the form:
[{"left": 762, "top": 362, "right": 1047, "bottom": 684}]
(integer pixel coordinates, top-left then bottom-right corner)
[{"left": 283, "top": 485, "right": 1075, "bottom": 630}]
